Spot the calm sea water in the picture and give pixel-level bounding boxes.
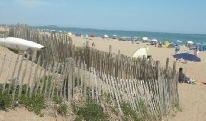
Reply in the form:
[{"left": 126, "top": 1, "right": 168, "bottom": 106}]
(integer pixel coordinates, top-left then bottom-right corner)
[{"left": 34, "top": 26, "right": 206, "bottom": 44}]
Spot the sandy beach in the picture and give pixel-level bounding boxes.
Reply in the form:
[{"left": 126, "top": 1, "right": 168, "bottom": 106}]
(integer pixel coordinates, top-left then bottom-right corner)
[
  {"left": 0, "top": 35, "right": 206, "bottom": 121},
  {"left": 70, "top": 35, "right": 206, "bottom": 121}
]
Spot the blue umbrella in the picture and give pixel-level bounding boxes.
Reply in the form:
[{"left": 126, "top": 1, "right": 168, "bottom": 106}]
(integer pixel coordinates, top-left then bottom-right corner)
[{"left": 173, "top": 53, "right": 201, "bottom": 62}]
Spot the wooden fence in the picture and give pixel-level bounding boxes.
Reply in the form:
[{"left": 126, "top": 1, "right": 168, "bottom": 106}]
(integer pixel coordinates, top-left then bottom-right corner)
[{"left": 0, "top": 24, "right": 179, "bottom": 120}]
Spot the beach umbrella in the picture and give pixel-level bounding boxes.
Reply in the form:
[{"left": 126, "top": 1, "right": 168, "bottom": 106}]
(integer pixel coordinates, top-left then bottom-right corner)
[
  {"left": 151, "top": 39, "right": 158, "bottom": 42},
  {"left": 90, "top": 34, "right": 96, "bottom": 37},
  {"left": 84, "top": 34, "right": 89, "bottom": 39},
  {"left": 187, "top": 41, "right": 194, "bottom": 44},
  {"left": 176, "top": 40, "right": 182, "bottom": 43},
  {"left": 173, "top": 53, "right": 201, "bottom": 62},
  {"left": 132, "top": 47, "right": 149, "bottom": 58},
  {"left": 103, "top": 35, "right": 108, "bottom": 38},
  {"left": 167, "top": 43, "right": 175, "bottom": 48},
  {"left": 112, "top": 35, "right": 117, "bottom": 39},
  {"left": 67, "top": 32, "right": 72, "bottom": 35},
  {"left": 142, "top": 37, "right": 148, "bottom": 41},
  {"left": 67, "top": 32, "right": 72, "bottom": 36},
  {"left": 164, "top": 41, "right": 170, "bottom": 47}
]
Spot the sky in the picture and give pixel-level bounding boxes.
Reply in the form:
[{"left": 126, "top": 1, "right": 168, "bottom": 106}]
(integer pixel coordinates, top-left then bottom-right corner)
[{"left": 0, "top": 0, "right": 206, "bottom": 34}]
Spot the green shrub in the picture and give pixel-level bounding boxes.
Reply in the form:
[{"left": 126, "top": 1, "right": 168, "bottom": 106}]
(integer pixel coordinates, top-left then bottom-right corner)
[
  {"left": 53, "top": 96, "right": 63, "bottom": 104},
  {"left": 137, "top": 100, "right": 148, "bottom": 116},
  {"left": 173, "top": 101, "right": 182, "bottom": 112},
  {"left": 19, "top": 94, "right": 45, "bottom": 115},
  {"left": 77, "top": 99, "right": 108, "bottom": 121},
  {"left": 104, "top": 93, "right": 111, "bottom": 103},
  {"left": 40, "top": 76, "right": 52, "bottom": 93},
  {"left": 57, "top": 104, "right": 68, "bottom": 116},
  {"left": 74, "top": 115, "right": 83, "bottom": 121},
  {"left": 111, "top": 107, "right": 119, "bottom": 116},
  {"left": 121, "top": 102, "right": 143, "bottom": 121},
  {"left": 0, "top": 92, "right": 12, "bottom": 110},
  {"left": 0, "top": 82, "right": 46, "bottom": 116}
]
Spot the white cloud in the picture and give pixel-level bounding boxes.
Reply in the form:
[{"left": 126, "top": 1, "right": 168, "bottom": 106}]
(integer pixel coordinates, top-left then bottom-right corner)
[{"left": 15, "top": 0, "right": 50, "bottom": 8}]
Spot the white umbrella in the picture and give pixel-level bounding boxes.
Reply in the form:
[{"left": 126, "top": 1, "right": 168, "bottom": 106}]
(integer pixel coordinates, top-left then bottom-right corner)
[
  {"left": 103, "top": 35, "right": 108, "bottom": 38},
  {"left": 67, "top": 32, "right": 72, "bottom": 36},
  {"left": 151, "top": 39, "right": 158, "bottom": 42},
  {"left": 187, "top": 41, "right": 194, "bottom": 44},
  {"left": 132, "top": 47, "right": 149, "bottom": 58},
  {"left": 121, "top": 37, "right": 131, "bottom": 38},
  {"left": 142, "top": 37, "right": 148, "bottom": 41},
  {"left": 176, "top": 40, "right": 182, "bottom": 43}
]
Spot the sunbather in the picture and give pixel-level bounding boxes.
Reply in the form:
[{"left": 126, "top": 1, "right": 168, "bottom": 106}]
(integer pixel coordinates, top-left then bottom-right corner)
[{"left": 178, "top": 67, "right": 190, "bottom": 83}]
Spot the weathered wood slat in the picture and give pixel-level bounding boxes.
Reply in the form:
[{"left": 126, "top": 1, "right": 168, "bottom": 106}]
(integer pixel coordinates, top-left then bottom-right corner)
[
  {"left": 12, "top": 54, "right": 25, "bottom": 100},
  {"left": 18, "top": 52, "right": 30, "bottom": 98},
  {"left": 2, "top": 53, "right": 12, "bottom": 93}
]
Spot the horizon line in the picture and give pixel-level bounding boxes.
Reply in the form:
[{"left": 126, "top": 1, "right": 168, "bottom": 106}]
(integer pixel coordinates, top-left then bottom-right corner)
[
  {"left": 1, "top": 23, "right": 203, "bottom": 35},
  {"left": 32, "top": 25, "right": 206, "bottom": 36}
]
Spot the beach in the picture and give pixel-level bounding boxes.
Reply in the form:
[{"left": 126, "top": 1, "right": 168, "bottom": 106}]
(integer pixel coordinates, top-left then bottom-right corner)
[
  {"left": 70, "top": 35, "right": 206, "bottom": 121},
  {"left": 71, "top": 35, "right": 206, "bottom": 81},
  {"left": 0, "top": 35, "right": 206, "bottom": 121}
]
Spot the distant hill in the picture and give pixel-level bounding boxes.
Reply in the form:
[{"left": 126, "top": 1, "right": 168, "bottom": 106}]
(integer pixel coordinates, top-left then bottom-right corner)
[{"left": 34, "top": 25, "right": 60, "bottom": 28}]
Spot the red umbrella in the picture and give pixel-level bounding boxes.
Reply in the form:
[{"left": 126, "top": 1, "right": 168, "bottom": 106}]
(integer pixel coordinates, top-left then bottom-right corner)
[{"left": 90, "top": 34, "right": 96, "bottom": 37}]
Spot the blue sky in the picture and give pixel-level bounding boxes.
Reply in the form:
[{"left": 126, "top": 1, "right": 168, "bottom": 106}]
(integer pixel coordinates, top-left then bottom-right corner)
[{"left": 0, "top": 0, "right": 206, "bottom": 34}]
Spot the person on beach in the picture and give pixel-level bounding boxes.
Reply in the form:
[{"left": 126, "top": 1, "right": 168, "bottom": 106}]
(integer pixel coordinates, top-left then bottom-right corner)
[
  {"left": 92, "top": 42, "right": 95, "bottom": 47},
  {"left": 158, "top": 41, "right": 162, "bottom": 47},
  {"left": 194, "top": 46, "right": 199, "bottom": 56},
  {"left": 179, "top": 67, "right": 190, "bottom": 83},
  {"left": 131, "top": 40, "right": 134, "bottom": 44},
  {"left": 175, "top": 44, "right": 180, "bottom": 54}
]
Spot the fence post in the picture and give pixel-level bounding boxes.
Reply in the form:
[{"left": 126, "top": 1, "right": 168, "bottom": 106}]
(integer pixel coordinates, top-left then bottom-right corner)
[
  {"left": 18, "top": 52, "right": 30, "bottom": 98},
  {"left": 39, "top": 61, "right": 48, "bottom": 95},
  {"left": 2, "top": 53, "right": 12, "bottom": 94},
  {"left": 165, "top": 58, "right": 169, "bottom": 78},
  {"left": 64, "top": 58, "right": 75, "bottom": 102},
  {"left": 26, "top": 55, "right": 35, "bottom": 95},
  {"left": 48, "top": 62, "right": 58, "bottom": 98},
  {"left": 29, "top": 55, "right": 41, "bottom": 97},
  {"left": 173, "top": 61, "right": 179, "bottom": 104},
  {"left": 156, "top": 61, "right": 164, "bottom": 116},
  {"left": 8, "top": 54, "right": 20, "bottom": 94},
  {"left": 0, "top": 55, "right": 6, "bottom": 85},
  {"left": 12, "top": 53, "right": 25, "bottom": 100}
]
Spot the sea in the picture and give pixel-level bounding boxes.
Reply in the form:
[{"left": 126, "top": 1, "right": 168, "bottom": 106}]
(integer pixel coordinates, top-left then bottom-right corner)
[{"left": 33, "top": 26, "right": 206, "bottom": 45}]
